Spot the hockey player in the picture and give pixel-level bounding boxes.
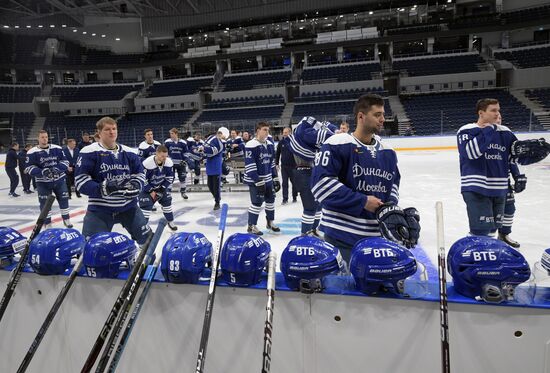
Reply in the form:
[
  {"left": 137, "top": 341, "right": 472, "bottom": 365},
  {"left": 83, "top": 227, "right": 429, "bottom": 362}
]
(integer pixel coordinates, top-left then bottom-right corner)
[
  {"left": 18, "top": 144, "right": 35, "bottom": 194},
  {"left": 275, "top": 127, "right": 297, "bottom": 204},
  {"left": 196, "top": 127, "right": 229, "bottom": 210},
  {"left": 289, "top": 116, "right": 338, "bottom": 235},
  {"left": 244, "top": 122, "right": 280, "bottom": 235},
  {"left": 139, "top": 145, "right": 177, "bottom": 231},
  {"left": 311, "top": 94, "right": 420, "bottom": 263},
  {"left": 186, "top": 132, "right": 203, "bottom": 185},
  {"left": 24, "top": 130, "right": 72, "bottom": 228},
  {"left": 75, "top": 117, "right": 151, "bottom": 244},
  {"left": 6, "top": 142, "right": 20, "bottom": 197},
  {"left": 165, "top": 127, "right": 189, "bottom": 199},
  {"left": 228, "top": 129, "right": 245, "bottom": 183},
  {"left": 457, "top": 98, "right": 550, "bottom": 237},
  {"left": 138, "top": 129, "right": 161, "bottom": 159}
]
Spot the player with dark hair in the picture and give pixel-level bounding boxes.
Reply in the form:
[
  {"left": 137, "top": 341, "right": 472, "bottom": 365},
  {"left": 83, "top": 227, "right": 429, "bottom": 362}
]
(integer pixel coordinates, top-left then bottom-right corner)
[
  {"left": 186, "top": 132, "right": 204, "bottom": 185},
  {"left": 139, "top": 145, "right": 177, "bottom": 231},
  {"left": 138, "top": 128, "right": 161, "bottom": 159},
  {"left": 24, "top": 130, "right": 72, "bottom": 228},
  {"left": 62, "top": 138, "right": 81, "bottom": 199},
  {"left": 244, "top": 122, "right": 280, "bottom": 235},
  {"left": 165, "top": 127, "right": 189, "bottom": 199},
  {"left": 6, "top": 142, "right": 20, "bottom": 197},
  {"left": 77, "top": 132, "right": 92, "bottom": 150},
  {"left": 75, "top": 117, "right": 151, "bottom": 244},
  {"left": 457, "top": 98, "right": 550, "bottom": 237},
  {"left": 311, "top": 94, "right": 420, "bottom": 263}
]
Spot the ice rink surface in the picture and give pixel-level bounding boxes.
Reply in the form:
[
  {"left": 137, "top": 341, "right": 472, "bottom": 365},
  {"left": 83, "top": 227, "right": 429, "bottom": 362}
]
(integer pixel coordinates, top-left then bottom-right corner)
[{"left": 1, "top": 147, "right": 549, "bottom": 277}]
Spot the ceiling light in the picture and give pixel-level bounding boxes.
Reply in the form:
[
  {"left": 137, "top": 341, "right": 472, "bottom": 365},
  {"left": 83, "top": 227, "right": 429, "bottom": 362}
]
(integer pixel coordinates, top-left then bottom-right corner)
[
  {"left": 92, "top": 33, "right": 96, "bottom": 36},
  {"left": 115, "top": 37, "right": 120, "bottom": 41},
  {"left": 38, "top": 25, "right": 43, "bottom": 28},
  {"left": 369, "top": 11, "right": 373, "bottom": 15},
  {"left": 26, "top": 25, "right": 31, "bottom": 28},
  {"left": 3, "top": 25, "right": 9, "bottom": 29},
  {"left": 50, "top": 24, "right": 55, "bottom": 28},
  {"left": 101, "top": 34, "right": 106, "bottom": 38},
  {"left": 14, "top": 25, "right": 19, "bottom": 28},
  {"left": 82, "top": 31, "right": 87, "bottom": 34},
  {"left": 73, "top": 29, "right": 77, "bottom": 32},
  {"left": 62, "top": 24, "right": 67, "bottom": 27}
]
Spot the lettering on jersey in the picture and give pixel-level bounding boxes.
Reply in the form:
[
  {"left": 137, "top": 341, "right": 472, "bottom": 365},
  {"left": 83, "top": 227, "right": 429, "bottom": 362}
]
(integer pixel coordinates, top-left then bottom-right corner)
[
  {"left": 484, "top": 153, "right": 503, "bottom": 160},
  {"left": 488, "top": 143, "right": 506, "bottom": 152},
  {"left": 100, "top": 163, "right": 130, "bottom": 173},
  {"left": 356, "top": 180, "right": 388, "bottom": 193},
  {"left": 352, "top": 165, "right": 393, "bottom": 181}
]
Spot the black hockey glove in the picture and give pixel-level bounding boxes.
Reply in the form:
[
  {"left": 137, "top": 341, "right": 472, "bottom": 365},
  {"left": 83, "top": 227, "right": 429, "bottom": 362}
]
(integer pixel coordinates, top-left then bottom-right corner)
[
  {"left": 51, "top": 167, "right": 64, "bottom": 179},
  {"left": 376, "top": 203, "right": 420, "bottom": 249},
  {"left": 273, "top": 178, "right": 281, "bottom": 193},
  {"left": 101, "top": 179, "right": 141, "bottom": 199},
  {"left": 511, "top": 138, "right": 550, "bottom": 164},
  {"left": 153, "top": 186, "right": 166, "bottom": 200},
  {"left": 256, "top": 182, "right": 266, "bottom": 198},
  {"left": 403, "top": 207, "right": 421, "bottom": 248},
  {"left": 512, "top": 174, "right": 527, "bottom": 193},
  {"left": 41, "top": 168, "right": 54, "bottom": 180}
]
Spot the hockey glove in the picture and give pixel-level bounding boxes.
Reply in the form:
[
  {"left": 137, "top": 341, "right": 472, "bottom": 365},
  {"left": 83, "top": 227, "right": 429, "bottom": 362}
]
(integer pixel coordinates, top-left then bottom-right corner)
[
  {"left": 256, "top": 182, "right": 266, "bottom": 198},
  {"left": 101, "top": 179, "right": 141, "bottom": 199},
  {"left": 376, "top": 203, "right": 415, "bottom": 248},
  {"left": 51, "top": 167, "right": 64, "bottom": 179},
  {"left": 152, "top": 187, "right": 166, "bottom": 201},
  {"left": 121, "top": 179, "right": 142, "bottom": 199},
  {"left": 512, "top": 174, "right": 527, "bottom": 193},
  {"left": 41, "top": 168, "right": 54, "bottom": 180},
  {"left": 273, "top": 178, "right": 281, "bottom": 193},
  {"left": 403, "top": 207, "right": 421, "bottom": 248},
  {"left": 511, "top": 138, "right": 550, "bottom": 164}
]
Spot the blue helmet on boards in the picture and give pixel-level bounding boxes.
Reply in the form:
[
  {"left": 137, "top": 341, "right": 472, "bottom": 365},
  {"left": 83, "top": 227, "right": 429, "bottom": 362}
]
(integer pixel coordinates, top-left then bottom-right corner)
[
  {"left": 448, "top": 236, "right": 531, "bottom": 303},
  {"left": 0, "top": 227, "right": 27, "bottom": 261},
  {"left": 161, "top": 232, "right": 212, "bottom": 284},
  {"left": 350, "top": 237, "right": 417, "bottom": 295},
  {"left": 28, "top": 228, "right": 85, "bottom": 275},
  {"left": 280, "top": 236, "right": 344, "bottom": 293},
  {"left": 220, "top": 233, "right": 271, "bottom": 286},
  {"left": 83, "top": 232, "right": 137, "bottom": 278}
]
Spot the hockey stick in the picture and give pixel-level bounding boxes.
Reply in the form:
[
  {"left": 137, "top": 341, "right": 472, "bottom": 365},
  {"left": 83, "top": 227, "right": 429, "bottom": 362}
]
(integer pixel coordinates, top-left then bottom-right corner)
[
  {"left": 0, "top": 194, "right": 55, "bottom": 323},
  {"left": 80, "top": 219, "right": 167, "bottom": 373},
  {"left": 436, "top": 201, "right": 451, "bottom": 373},
  {"left": 103, "top": 245, "right": 165, "bottom": 373},
  {"left": 17, "top": 255, "right": 84, "bottom": 373},
  {"left": 261, "top": 251, "right": 277, "bottom": 373},
  {"left": 195, "top": 203, "right": 229, "bottom": 373}
]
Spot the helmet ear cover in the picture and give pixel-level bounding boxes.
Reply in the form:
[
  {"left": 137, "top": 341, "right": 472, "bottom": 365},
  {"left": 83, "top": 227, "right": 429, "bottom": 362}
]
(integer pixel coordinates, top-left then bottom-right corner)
[
  {"left": 161, "top": 232, "right": 212, "bottom": 284},
  {"left": 83, "top": 232, "right": 137, "bottom": 279},
  {"left": 447, "top": 236, "right": 531, "bottom": 303}
]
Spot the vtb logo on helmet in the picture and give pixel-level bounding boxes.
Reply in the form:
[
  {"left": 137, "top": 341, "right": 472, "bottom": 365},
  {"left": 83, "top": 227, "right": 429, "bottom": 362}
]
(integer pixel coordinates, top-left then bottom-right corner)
[
  {"left": 350, "top": 237, "right": 417, "bottom": 295},
  {"left": 29, "top": 228, "right": 85, "bottom": 275},
  {"left": 161, "top": 232, "right": 212, "bottom": 284},
  {"left": 280, "top": 236, "right": 344, "bottom": 293},
  {"left": 83, "top": 232, "right": 137, "bottom": 278},
  {"left": 0, "top": 227, "right": 27, "bottom": 264},
  {"left": 448, "top": 236, "right": 531, "bottom": 303},
  {"left": 220, "top": 233, "right": 271, "bottom": 287}
]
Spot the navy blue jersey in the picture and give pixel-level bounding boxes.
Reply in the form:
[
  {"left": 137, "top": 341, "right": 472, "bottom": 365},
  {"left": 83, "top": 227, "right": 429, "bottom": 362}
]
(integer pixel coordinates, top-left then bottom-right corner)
[
  {"left": 186, "top": 137, "right": 204, "bottom": 161},
  {"left": 228, "top": 136, "right": 244, "bottom": 158},
  {"left": 311, "top": 133, "right": 400, "bottom": 246},
  {"left": 24, "top": 144, "right": 69, "bottom": 183},
  {"left": 164, "top": 138, "right": 188, "bottom": 164},
  {"left": 457, "top": 123, "right": 517, "bottom": 197},
  {"left": 142, "top": 155, "right": 175, "bottom": 193},
  {"left": 244, "top": 138, "right": 278, "bottom": 186},
  {"left": 202, "top": 135, "right": 224, "bottom": 175},
  {"left": 289, "top": 116, "right": 338, "bottom": 163},
  {"left": 138, "top": 140, "right": 161, "bottom": 159},
  {"left": 75, "top": 142, "right": 146, "bottom": 213},
  {"left": 62, "top": 146, "right": 79, "bottom": 167}
]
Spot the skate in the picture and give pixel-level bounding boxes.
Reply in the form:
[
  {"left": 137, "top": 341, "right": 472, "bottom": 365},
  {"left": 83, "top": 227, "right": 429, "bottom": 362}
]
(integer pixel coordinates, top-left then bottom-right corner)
[
  {"left": 247, "top": 224, "right": 263, "bottom": 236},
  {"left": 63, "top": 219, "right": 73, "bottom": 228},
  {"left": 181, "top": 190, "right": 188, "bottom": 200},
  {"left": 266, "top": 220, "right": 281, "bottom": 233},
  {"left": 167, "top": 221, "right": 178, "bottom": 231},
  {"left": 498, "top": 233, "right": 520, "bottom": 248}
]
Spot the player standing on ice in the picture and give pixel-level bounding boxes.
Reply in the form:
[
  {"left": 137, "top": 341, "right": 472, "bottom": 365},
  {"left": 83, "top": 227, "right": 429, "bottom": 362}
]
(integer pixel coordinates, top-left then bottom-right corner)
[
  {"left": 165, "top": 127, "right": 189, "bottom": 200},
  {"left": 139, "top": 145, "right": 178, "bottom": 231},
  {"left": 138, "top": 129, "right": 161, "bottom": 159},
  {"left": 244, "top": 122, "right": 280, "bottom": 235},
  {"left": 311, "top": 94, "right": 420, "bottom": 263},
  {"left": 288, "top": 116, "right": 338, "bottom": 235},
  {"left": 196, "top": 127, "right": 229, "bottom": 211},
  {"left": 457, "top": 98, "right": 550, "bottom": 238},
  {"left": 24, "top": 130, "right": 73, "bottom": 228},
  {"left": 75, "top": 117, "right": 151, "bottom": 244}
]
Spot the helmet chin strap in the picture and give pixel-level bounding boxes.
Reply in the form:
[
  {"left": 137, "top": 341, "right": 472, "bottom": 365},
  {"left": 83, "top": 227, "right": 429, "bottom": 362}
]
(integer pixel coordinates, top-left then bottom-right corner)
[{"left": 299, "top": 278, "right": 323, "bottom": 294}]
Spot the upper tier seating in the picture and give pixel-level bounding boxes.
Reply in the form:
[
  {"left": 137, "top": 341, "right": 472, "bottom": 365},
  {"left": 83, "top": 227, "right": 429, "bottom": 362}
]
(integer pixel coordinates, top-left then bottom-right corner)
[
  {"left": 392, "top": 54, "right": 485, "bottom": 76},
  {"left": 494, "top": 46, "right": 550, "bottom": 69},
  {"left": 295, "top": 87, "right": 385, "bottom": 103},
  {"left": 292, "top": 99, "right": 392, "bottom": 124},
  {"left": 219, "top": 70, "right": 291, "bottom": 91},
  {"left": 11, "top": 112, "right": 36, "bottom": 145},
  {"left": 51, "top": 84, "right": 143, "bottom": 102},
  {"left": 525, "top": 88, "right": 550, "bottom": 110},
  {"left": 205, "top": 95, "right": 284, "bottom": 109},
  {"left": 301, "top": 62, "right": 381, "bottom": 83},
  {"left": 400, "top": 89, "right": 543, "bottom": 135},
  {"left": 0, "top": 85, "right": 41, "bottom": 103},
  {"left": 149, "top": 78, "right": 213, "bottom": 97}
]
